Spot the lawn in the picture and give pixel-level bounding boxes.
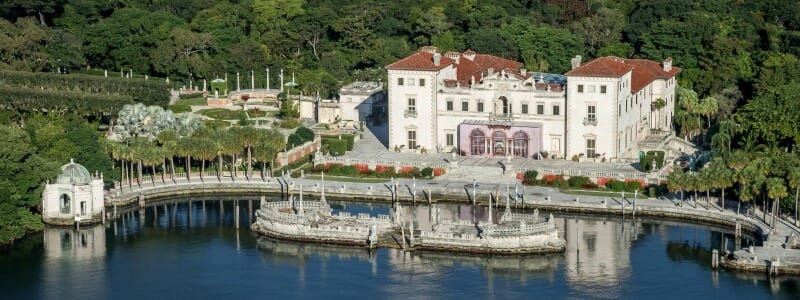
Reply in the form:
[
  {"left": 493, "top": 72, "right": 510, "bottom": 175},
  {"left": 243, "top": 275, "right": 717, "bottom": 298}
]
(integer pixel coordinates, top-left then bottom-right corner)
[
  {"left": 169, "top": 104, "right": 192, "bottom": 113},
  {"left": 561, "top": 189, "right": 632, "bottom": 197},
  {"left": 175, "top": 97, "right": 207, "bottom": 106},
  {"left": 198, "top": 108, "right": 240, "bottom": 120}
]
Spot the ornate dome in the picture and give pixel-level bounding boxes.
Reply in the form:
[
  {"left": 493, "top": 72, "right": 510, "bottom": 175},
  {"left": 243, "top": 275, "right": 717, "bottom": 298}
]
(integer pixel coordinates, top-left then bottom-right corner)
[{"left": 56, "top": 159, "right": 93, "bottom": 185}]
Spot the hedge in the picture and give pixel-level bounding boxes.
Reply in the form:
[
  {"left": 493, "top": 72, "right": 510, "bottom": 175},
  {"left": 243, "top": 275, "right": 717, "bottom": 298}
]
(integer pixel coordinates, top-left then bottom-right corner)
[
  {"left": 323, "top": 138, "right": 347, "bottom": 156},
  {"left": 0, "top": 70, "right": 169, "bottom": 107},
  {"left": 0, "top": 85, "right": 134, "bottom": 117},
  {"left": 322, "top": 134, "right": 354, "bottom": 151}
]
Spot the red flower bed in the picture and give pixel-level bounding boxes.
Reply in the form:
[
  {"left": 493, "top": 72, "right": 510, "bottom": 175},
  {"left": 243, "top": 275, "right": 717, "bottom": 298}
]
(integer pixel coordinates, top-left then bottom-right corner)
[
  {"left": 352, "top": 164, "right": 370, "bottom": 173},
  {"left": 375, "top": 165, "right": 393, "bottom": 173},
  {"left": 399, "top": 166, "right": 415, "bottom": 174},
  {"left": 596, "top": 177, "right": 613, "bottom": 187},
  {"left": 542, "top": 174, "right": 564, "bottom": 184},
  {"left": 625, "top": 178, "right": 646, "bottom": 186},
  {"left": 433, "top": 168, "right": 445, "bottom": 176}
]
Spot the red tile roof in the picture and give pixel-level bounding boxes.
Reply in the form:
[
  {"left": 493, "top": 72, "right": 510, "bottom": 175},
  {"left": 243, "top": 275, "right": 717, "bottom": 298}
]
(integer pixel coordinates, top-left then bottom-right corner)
[
  {"left": 564, "top": 57, "right": 633, "bottom": 77},
  {"left": 385, "top": 51, "right": 454, "bottom": 71},
  {"left": 565, "top": 56, "right": 681, "bottom": 92},
  {"left": 623, "top": 59, "right": 681, "bottom": 92}
]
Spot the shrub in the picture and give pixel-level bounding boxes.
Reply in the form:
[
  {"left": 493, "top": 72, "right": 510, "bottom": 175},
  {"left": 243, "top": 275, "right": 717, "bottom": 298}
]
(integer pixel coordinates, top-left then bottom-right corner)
[
  {"left": 567, "top": 176, "right": 591, "bottom": 188},
  {"left": 323, "top": 138, "right": 347, "bottom": 156},
  {"left": 287, "top": 133, "right": 304, "bottom": 148},
  {"left": 295, "top": 127, "right": 315, "bottom": 142},
  {"left": 421, "top": 167, "right": 434, "bottom": 178},
  {"left": 582, "top": 182, "right": 599, "bottom": 189},
  {"left": 571, "top": 154, "right": 580, "bottom": 162},
  {"left": 605, "top": 179, "right": 625, "bottom": 192},
  {"left": 524, "top": 170, "right": 539, "bottom": 182},
  {"left": 624, "top": 180, "right": 643, "bottom": 192}
]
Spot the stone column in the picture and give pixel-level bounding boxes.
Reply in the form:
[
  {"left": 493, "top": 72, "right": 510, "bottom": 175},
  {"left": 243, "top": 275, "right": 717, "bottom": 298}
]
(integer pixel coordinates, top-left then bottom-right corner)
[{"left": 236, "top": 72, "right": 240, "bottom": 91}]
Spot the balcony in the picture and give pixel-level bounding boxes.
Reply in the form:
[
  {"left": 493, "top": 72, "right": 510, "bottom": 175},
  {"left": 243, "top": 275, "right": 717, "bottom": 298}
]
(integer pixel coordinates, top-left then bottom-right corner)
[
  {"left": 404, "top": 110, "right": 417, "bottom": 118},
  {"left": 583, "top": 117, "right": 597, "bottom": 126},
  {"left": 489, "top": 113, "right": 514, "bottom": 121}
]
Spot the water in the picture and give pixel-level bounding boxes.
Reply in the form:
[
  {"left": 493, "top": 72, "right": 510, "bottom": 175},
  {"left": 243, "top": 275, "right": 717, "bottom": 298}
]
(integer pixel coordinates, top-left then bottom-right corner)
[{"left": 2, "top": 197, "right": 799, "bottom": 299}]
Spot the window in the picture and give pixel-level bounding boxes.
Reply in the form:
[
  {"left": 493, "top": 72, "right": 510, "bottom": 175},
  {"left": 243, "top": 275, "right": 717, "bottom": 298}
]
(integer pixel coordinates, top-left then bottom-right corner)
[
  {"left": 446, "top": 100, "right": 453, "bottom": 111},
  {"left": 408, "top": 130, "right": 417, "bottom": 149},
  {"left": 477, "top": 102, "right": 484, "bottom": 112},
  {"left": 537, "top": 103, "right": 545, "bottom": 115},
  {"left": 552, "top": 105, "right": 560, "bottom": 116},
  {"left": 398, "top": 78, "right": 404, "bottom": 86},
  {"left": 600, "top": 85, "right": 607, "bottom": 93},
  {"left": 408, "top": 78, "right": 415, "bottom": 86},
  {"left": 407, "top": 98, "right": 416, "bottom": 111},
  {"left": 521, "top": 104, "right": 528, "bottom": 114},
  {"left": 446, "top": 133, "right": 454, "bottom": 146},
  {"left": 587, "top": 85, "right": 596, "bottom": 93},
  {"left": 419, "top": 78, "right": 425, "bottom": 87},
  {"left": 60, "top": 194, "right": 70, "bottom": 214},
  {"left": 462, "top": 101, "right": 469, "bottom": 111},
  {"left": 587, "top": 105, "right": 596, "bottom": 121},
  {"left": 470, "top": 129, "right": 486, "bottom": 155},
  {"left": 586, "top": 139, "right": 596, "bottom": 158},
  {"left": 577, "top": 85, "right": 584, "bottom": 93}
]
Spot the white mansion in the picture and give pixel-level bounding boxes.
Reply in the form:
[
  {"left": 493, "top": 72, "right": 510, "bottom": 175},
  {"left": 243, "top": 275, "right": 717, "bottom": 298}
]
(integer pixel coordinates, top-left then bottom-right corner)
[{"left": 385, "top": 46, "right": 680, "bottom": 160}]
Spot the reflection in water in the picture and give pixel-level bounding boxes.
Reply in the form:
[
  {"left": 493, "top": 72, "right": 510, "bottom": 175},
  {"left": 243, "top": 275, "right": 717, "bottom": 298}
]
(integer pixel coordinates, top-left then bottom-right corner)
[
  {"left": 41, "top": 225, "right": 107, "bottom": 300},
  {"left": 1, "top": 198, "right": 791, "bottom": 299}
]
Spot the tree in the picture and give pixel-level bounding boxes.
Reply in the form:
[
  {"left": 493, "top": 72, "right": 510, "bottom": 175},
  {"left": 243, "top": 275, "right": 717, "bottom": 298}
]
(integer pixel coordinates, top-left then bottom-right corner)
[
  {"left": 231, "top": 126, "right": 261, "bottom": 179},
  {"left": 766, "top": 177, "right": 788, "bottom": 226},
  {"left": 157, "top": 129, "right": 178, "bottom": 183},
  {"left": 788, "top": 167, "right": 800, "bottom": 224},
  {"left": 708, "top": 158, "right": 733, "bottom": 210},
  {"left": 667, "top": 167, "right": 687, "bottom": 203},
  {"left": 151, "top": 28, "right": 215, "bottom": 78}
]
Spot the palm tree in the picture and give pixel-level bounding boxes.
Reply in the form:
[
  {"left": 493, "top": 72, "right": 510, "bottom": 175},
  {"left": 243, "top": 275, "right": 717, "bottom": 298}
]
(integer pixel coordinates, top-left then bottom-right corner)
[
  {"left": 220, "top": 129, "right": 242, "bottom": 180},
  {"left": 726, "top": 150, "right": 748, "bottom": 214},
  {"left": 157, "top": 129, "right": 178, "bottom": 183},
  {"left": 788, "top": 167, "right": 800, "bottom": 224},
  {"left": 667, "top": 168, "right": 687, "bottom": 204},
  {"left": 141, "top": 142, "right": 165, "bottom": 186},
  {"left": 128, "top": 137, "right": 149, "bottom": 187},
  {"left": 766, "top": 177, "right": 788, "bottom": 227},
  {"left": 193, "top": 136, "right": 216, "bottom": 183},
  {"left": 709, "top": 158, "right": 734, "bottom": 211},
  {"left": 176, "top": 136, "right": 194, "bottom": 181},
  {"left": 699, "top": 167, "right": 714, "bottom": 208},
  {"left": 232, "top": 126, "right": 261, "bottom": 179},
  {"left": 253, "top": 129, "right": 286, "bottom": 180}
]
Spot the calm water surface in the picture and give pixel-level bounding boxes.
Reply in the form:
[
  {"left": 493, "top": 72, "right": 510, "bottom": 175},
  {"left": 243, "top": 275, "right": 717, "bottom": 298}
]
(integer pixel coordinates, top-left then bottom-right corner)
[{"left": 2, "top": 197, "right": 799, "bottom": 299}]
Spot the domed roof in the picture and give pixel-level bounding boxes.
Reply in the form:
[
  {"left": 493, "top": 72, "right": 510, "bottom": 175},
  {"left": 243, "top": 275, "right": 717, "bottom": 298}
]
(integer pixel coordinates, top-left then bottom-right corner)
[{"left": 56, "top": 159, "right": 93, "bottom": 185}]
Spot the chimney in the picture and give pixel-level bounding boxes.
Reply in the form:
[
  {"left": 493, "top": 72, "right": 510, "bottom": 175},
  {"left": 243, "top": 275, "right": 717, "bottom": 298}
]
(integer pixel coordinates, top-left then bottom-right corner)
[
  {"left": 570, "top": 55, "right": 582, "bottom": 70},
  {"left": 433, "top": 52, "right": 441, "bottom": 66},
  {"left": 520, "top": 69, "right": 527, "bottom": 76},
  {"left": 445, "top": 52, "right": 460, "bottom": 64},
  {"left": 487, "top": 68, "right": 494, "bottom": 76},
  {"left": 663, "top": 57, "right": 673, "bottom": 72}
]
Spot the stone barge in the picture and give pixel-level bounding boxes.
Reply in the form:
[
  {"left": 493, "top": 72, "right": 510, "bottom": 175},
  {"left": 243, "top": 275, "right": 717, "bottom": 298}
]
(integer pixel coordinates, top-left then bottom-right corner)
[
  {"left": 251, "top": 194, "right": 394, "bottom": 248},
  {"left": 721, "top": 237, "right": 800, "bottom": 275},
  {"left": 416, "top": 207, "right": 565, "bottom": 255}
]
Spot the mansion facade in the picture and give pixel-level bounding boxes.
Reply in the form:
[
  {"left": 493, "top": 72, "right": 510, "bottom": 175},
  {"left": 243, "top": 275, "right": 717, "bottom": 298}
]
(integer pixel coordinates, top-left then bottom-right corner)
[{"left": 386, "top": 47, "right": 680, "bottom": 160}]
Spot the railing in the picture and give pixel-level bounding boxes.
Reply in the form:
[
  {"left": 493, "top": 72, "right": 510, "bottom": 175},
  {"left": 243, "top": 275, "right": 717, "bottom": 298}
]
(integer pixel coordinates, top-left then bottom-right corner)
[
  {"left": 489, "top": 113, "right": 514, "bottom": 121},
  {"left": 583, "top": 117, "right": 597, "bottom": 126},
  {"left": 517, "top": 166, "right": 670, "bottom": 181},
  {"left": 315, "top": 155, "right": 449, "bottom": 169},
  {"left": 404, "top": 110, "right": 417, "bottom": 118}
]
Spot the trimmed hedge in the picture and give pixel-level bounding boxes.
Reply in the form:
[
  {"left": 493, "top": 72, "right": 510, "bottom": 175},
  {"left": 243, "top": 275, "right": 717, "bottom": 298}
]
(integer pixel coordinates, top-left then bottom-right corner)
[
  {"left": 0, "top": 85, "right": 134, "bottom": 116},
  {"left": 322, "top": 134, "right": 354, "bottom": 151},
  {"left": 323, "top": 138, "right": 347, "bottom": 156},
  {"left": 0, "top": 70, "right": 169, "bottom": 107}
]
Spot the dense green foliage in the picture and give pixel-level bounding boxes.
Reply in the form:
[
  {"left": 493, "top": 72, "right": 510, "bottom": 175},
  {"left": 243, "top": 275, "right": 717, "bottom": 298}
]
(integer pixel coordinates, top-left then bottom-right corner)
[
  {"left": 287, "top": 126, "right": 315, "bottom": 148},
  {"left": 0, "top": 114, "right": 116, "bottom": 245}
]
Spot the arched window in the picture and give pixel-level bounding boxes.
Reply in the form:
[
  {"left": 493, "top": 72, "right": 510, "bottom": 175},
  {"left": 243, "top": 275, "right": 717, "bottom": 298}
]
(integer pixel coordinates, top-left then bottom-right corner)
[
  {"left": 492, "top": 131, "right": 507, "bottom": 156},
  {"left": 60, "top": 194, "right": 71, "bottom": 214},
  {"left": 470, "top": 129, "right": 486, "bottom": 155},
  {"left": 513, "top": 131, "right": 529, "bottom": 157}
]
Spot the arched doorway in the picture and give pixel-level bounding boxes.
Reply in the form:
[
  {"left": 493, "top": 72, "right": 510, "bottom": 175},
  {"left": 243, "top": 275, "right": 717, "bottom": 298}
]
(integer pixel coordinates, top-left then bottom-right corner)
[
  {"left": 60, "top": 194, "right": 71, "bottom": 214},
  {"left": 498, "top": 96, "right": 510, "bottom": 115},
  {"left": 512, "top": 131, "right": 529, "bottom": 157},
  {"left": 470, "top": 129, "right": 486, "bottom": 155},
  {"left": 492, "top": 131, "right": 507, "bottom": 156}
]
